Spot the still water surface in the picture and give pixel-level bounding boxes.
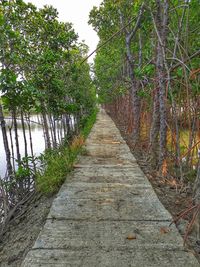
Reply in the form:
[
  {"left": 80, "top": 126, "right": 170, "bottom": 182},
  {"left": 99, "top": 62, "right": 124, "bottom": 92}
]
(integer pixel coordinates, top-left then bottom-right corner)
[{"left": 0, "top": 115, "right": 45, "bottom": 178}]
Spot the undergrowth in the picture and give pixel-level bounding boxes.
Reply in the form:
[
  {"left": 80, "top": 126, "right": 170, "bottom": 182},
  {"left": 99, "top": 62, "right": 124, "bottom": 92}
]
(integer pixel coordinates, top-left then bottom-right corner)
[{"left": 36, "top": 108, "right": 98, "bottom": 194}]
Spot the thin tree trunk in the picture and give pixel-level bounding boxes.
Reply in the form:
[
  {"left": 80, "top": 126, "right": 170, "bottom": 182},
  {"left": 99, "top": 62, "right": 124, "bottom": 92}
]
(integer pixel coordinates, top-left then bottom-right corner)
[
  {"left": 193, "top": 159, "right": 200, "bottom": 239},
  {"left": 187, "top": 117, "right": 197, "bottom": 168},
  {"left": 125, "top": 34, "right": 140, "bottom": 144},
  {"left": 12, "top": 108, "right": 21, "bottom": 165},
  {"left": 138, "top": 30, "right": 142, "bottom": 68},
  {"left": 27, "top": 113, "right": 36, "bottom": 175},
  {"left": 8, "top": 118, "right": 15, "bottom": 172},
  {"left": 0, "top": 103, "right": 13, "bottom": 178},
  {"left": 155, "top": 0, "right": 169, "bottom": 169},
  {"left": 52, "top": 116, "right": 57, "bottom": 147},
  {"left": 119, "top": 6, "right": 144, "bottom": 145},
  {"left": 41, "top": 110, "right": 51, "bottom": 149},
  {"left": 171, "top": 101, "right": 183, "bottom": 180},
  {"left": 21, "top": 110, "right": 28, "bottom": 159},
  {"left": 149, "top": 89, "right": 160, "bottom": 166},
  {"left": 48, "top": 114, "right": 55, "bottom": 148}
]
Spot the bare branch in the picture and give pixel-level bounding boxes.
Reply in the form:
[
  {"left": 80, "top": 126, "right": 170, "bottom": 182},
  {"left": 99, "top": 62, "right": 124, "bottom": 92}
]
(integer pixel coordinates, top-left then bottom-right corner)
[
  {"left": 81, "top": 3, "right": 145, "bottom": 64},
  {"left": 167, "top": 57, "right": 191, "bottom": 72},
  {"left": 128, "top": 3, "right": 145, "bottom": 42},
  {"left": 170, "top": 50, "right": 200, "bottom": 71},
  {"left": 81, "top": 15, "right": 138, "bottom": 64}
]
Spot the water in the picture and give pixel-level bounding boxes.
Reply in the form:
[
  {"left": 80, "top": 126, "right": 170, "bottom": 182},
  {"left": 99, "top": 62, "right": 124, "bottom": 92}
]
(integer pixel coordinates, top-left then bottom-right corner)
[{"left": 0, "top": 115, "right": 45, "bottom": 178}]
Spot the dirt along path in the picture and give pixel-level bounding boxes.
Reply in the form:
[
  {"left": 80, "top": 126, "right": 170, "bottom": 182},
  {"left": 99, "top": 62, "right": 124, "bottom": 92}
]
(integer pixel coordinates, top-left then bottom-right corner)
[{"left": 21, "top": 109, "right": 199, "bottom": 266}]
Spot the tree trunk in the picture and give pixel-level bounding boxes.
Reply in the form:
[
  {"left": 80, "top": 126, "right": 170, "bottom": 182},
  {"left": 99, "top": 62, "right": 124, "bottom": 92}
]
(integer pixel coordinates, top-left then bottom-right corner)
[
  {"left": 125, "top": 35, "right": 141, "bottom": 144},
  {"left": 12, "top": 108, "right": 21, "bottom": 164},
  {"left": 40, "top": 102, "right": 51, "bottom": 150},
  {"left": 149, "top": 89, "right": 160, "bottom": 166},
  {"left": 21, "top": 110, "right": 28, "bottom": 159},
  {"left": 155, "top": 0, "right": 169, "bottom": 169},
  {"left": 48, "top": 114, "right": 56, "bottom": 148},
  {"left": 27, "top": 113, "right": 36, "bottom": 174},
  {"left": 8, "top": 120, "right": 15, "bottom": 173},
  {"left": 119, "top": 7, "right": 144, "bottom": 146},
  {"left": 0, "top": 103, "right": 13, "bottom": 178},
  {"left": 193, "top": 159, "right": 200, "bottom": 239}
]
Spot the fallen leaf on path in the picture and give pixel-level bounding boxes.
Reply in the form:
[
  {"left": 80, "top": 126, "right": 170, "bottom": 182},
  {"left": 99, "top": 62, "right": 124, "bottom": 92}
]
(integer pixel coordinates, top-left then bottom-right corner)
[
  {"left": 98, "top": 199, "right": 114, "bottom": 205},
  {"left": 102, "top": 140, "right": 121, "bottom": 144},
  {"left": 160, "top": 227, "right": 170, "bottom": 234},
  {"left": 73, "top": 164, "right": 83, "bottom": 168},
  {"left": 126, "top": 234, "right": 137, "bottom": 240}
]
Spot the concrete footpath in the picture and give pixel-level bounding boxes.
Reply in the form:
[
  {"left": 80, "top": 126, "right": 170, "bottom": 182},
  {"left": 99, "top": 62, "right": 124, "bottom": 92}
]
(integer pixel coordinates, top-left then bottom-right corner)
[{"left": 22, "top": 109, "right": 199, "bottom": 266}]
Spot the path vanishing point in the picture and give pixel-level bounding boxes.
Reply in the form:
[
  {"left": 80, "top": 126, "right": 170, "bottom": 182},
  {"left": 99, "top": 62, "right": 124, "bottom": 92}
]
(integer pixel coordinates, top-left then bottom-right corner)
[{"left": 22, "top": 109, "right": 199, "bottom": 266}]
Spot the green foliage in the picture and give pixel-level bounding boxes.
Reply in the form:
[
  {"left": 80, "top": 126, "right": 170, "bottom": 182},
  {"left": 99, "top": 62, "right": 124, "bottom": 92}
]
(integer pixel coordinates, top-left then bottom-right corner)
[
  {"left": 0, "top": 0, "right": 96, "bottom": 117},
  {"left": 176, "top": 68, "right": 183, "bottom": 78},
  {"left": 36, "top": 147, "right": 74, "bottom": 194},
  {"left": 0, "top": 0, "right": 97, "bottom": 202},
  {"left": 80, "top": 107, "right": 98, "bottom": 138}
]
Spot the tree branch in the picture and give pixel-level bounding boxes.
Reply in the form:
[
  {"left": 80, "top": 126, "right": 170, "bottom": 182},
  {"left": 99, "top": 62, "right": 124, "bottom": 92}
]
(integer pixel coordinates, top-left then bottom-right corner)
[
  {"left": 170, "top": 50, "right": 200, "bottom": 71},
  {"left": 81, "top": 2, "right": 145, "bottom": 65}
]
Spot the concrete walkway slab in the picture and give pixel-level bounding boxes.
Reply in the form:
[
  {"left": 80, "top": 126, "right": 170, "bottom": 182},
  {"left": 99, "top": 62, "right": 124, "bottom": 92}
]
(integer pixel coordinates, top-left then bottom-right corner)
[
  {"left": 47, "top": 196, "right": 172, "bottom": 221},
  {"left": 33, "top": 220, "right": 184, "bottom": 250},
  {"left": 22, "top": 248, "right": 198, "bottom": 267},
  {"left": 22, "top": 109, "right": 199, "bottom": 267}
]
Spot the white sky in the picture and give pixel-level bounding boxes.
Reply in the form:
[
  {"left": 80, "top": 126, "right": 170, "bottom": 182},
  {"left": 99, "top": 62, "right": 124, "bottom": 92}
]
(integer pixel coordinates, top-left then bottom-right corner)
[{"left": 24, "top": 0, "right": 102, "bottom": 63}]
